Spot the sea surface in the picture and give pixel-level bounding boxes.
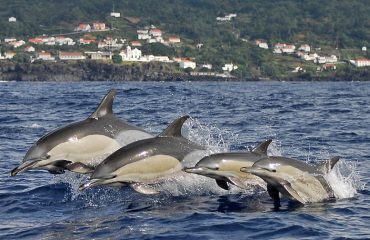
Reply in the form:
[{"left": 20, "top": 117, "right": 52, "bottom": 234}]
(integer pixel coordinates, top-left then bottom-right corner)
[{"left": 0, "top": 81, "right": 369, "bottom": 239}]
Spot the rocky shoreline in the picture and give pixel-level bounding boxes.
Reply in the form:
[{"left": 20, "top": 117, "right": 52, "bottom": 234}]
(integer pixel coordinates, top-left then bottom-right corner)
[{"left": 0, "top": 61, "right": 369, "bottom": 82}]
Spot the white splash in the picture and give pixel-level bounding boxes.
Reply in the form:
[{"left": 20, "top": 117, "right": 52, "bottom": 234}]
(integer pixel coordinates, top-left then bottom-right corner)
[
  {"left": 30, "top": 123, "right": 43, "bottom": 128},
  {"left": 325, "top": 159, "right": 363, "bottom": 199}
]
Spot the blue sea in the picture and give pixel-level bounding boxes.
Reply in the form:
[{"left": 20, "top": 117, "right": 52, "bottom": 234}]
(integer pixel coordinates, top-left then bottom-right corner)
[{"left": 0, "top": 81, "right": 369, "bottom": 239}]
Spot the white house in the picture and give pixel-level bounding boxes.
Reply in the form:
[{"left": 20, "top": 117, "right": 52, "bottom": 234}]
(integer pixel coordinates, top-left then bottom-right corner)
[
  {"left": 59, "top": 51, "right": 86, "bottom": 60},
  {"left": 24, "top": 46, "right": 35, "bottom": 52},
  {"left": 8, "top": 17, "right": 16, "bottom": 22},
  {"left": 85, "top": 51, "right": 113, "bottom": 60},
  {"left": 274, "top": 43, "right": 295, "bottom": 54},
  {"left": 200, "top": 64, "right": 213, "bottom": 70},
  {"left": 120, "top": 46, "right": 142, "bottom": 61},
  {"left": 5, "top": 51, "right": 16, "bottom": 59},
  {"left": 315, "top": 55, "right": 338, "bottom": 64},
  {"left": 255, "top": 40, "right": 268, "bottom": 49},
  {"left": 4, "top": 38, "right": 16, "bottom": 43},
  {"left": 362, "top": 46, "right": 367, "bottom": 52},
  {"left": 9, "top": 40, "right": 25, "bottom": 48},
  {"left": 110, "top": 12, "right": 121, "bottom": 18},
  {"left": 179, "top": 60, "right": 196, "bottom": 69},
  {"left": 0, "top": 53, "right": 5, "bottom": 60},
  {"left": 168, "top": 37, "right": 181, "bottom": 44},
  {"left": 75, "top": 23, "right": 91, "bottom": 32},
  {"left": 298, "top": 44, "right": 311, "bottom": 52},
  {"left": 350, "top": 59, "right": 370, "bottom": 67},
  {"left": 36, "top": 51, "right": 55, "bottom": 61},
  {"left": 301, "top": 53, "right": 318, "bottom": 61},
  {"left": 222, "top": 63, "right": 238, "bottom": 72},
  {"left": 149, "top": 28, "right": 162, "bottom": 37}
]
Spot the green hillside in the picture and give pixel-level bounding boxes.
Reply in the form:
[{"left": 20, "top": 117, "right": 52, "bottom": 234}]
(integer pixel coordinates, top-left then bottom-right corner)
[{"left": 1, "top": 0, "right": 369, "bottom": 78}]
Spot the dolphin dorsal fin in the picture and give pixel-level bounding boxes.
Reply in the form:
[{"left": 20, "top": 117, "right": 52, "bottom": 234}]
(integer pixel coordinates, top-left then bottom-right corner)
[
  {"left": 89, "top": 89, "right": 116, "bottom": 119},
  {"left": 252, "top": 139, "right": 272, "bottom": 155},
  {"left": 159, "top": 115, "right": 190, "bottom": 137},
  {"left": 315, "top": 156, "right": 340, "bottom": 174}
]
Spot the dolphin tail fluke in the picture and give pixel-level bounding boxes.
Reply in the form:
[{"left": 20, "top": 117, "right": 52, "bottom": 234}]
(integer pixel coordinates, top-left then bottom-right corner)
[
  {"left": 315, "top": 156, "right": 340, "bottom": 174},
  {"left": 216, "top": 180, "right": 229, "bottom": 190},
  {"left": 252, "top": 139, "right": 273, "bottom": 155},
  {"left": 130, "top": 183, "right": 159, "bottom": 194},
  {"left": 10, "top": 160, "right": 40, "bottom": 176},
  {"left": 89, "top": 89, "right": 116, "bottom": 119}
]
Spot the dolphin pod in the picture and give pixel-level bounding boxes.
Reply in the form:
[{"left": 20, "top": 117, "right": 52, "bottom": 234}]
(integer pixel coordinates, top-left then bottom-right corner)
[
  {"left": 11, "top": 89, "right": 153, "bottom": 176},
  {"left": 11, "top": 89, "right": 343, "bottom": 206},
  {"left": 79, "top": 115, "right": 205, "bottom": 194}
]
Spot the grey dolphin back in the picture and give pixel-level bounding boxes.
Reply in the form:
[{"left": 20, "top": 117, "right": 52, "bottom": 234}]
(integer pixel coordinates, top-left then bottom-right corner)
[
  {"left": 252, "top": 139, "right": 272, "bottom": 155},
  {"left": 89, "top": 89, "right": 117, "bottom": 119},
  {"left": 159, "top": 115, "right": 190, "bottom": 137}
]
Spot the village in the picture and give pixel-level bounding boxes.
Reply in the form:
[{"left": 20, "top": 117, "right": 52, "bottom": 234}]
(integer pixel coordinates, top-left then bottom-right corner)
[{"left": 1, "top": 13, "right": 370, "bottom": 78}]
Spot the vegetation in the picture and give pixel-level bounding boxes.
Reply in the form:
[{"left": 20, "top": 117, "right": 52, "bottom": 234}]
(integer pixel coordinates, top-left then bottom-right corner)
[{"left": 0, "top": 0, "right": 369, "bottom": 79}]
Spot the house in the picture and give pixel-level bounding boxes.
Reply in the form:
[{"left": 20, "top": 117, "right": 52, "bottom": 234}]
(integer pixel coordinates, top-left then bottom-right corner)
[
  {"left": 349, "top": 59, "right": 370, "bottom": 67},
  {"left": 315, "top": 55, "right": 338, "bottom": 64},
  {"left": 200, "top": 64, "right": 213, "bottom": 70},
  {"left": 298, "top": 44, "right": 311, "bottom": 52},
  {"left": 196, "top": 43, "right": 204, "bottom": 49},
  {"left": 255, "top": 40, "right": 268, "bottom": 49},
  {"left": 323, "top": 63, "right": 336, "bottom": 70},
  {"left": 168, "top": 37, "right": 181, "bottom": 44},
  {"left": 55, "top": 36, "right": 75, "bottom": 45},
  {"left": 110, "top": 12, "right": 121, "bottom": 18},
  {"left": 131, "top": 40, "right": 142, "bottom": 47},
  {"left": 98, "top": 37, "right": 123, "bottom": 50},
  {"left": 222, "top": 63, "right": 238, "bottom": 72},
  {"left": 4, "top": 38, "right": 17, "bottom": 43},
  {"left": 179, "top": 59, "right": 196, "bottom": 69},
  {"left": 216, "top": 13, "right": 237, "bottom": 22},
  {"left": 24, "top": 46, "right": 35, "bottom": 52},
  {"left": 0, "top": 53, "right": 5, "bottom": 60},
  {"left": 79, "top": 38, "right": 95, "bottom": 45},
  {"left": 59, "top": 51, "right": 86, "bottom": 60},
  {"left": 362, "top": 46, "right": 367, "bottom": 52},
  {"left": 138, "top": 33, "right": 150, "bottom": 40},
  {"left": 301, "top": 53, "right": 318, "bottom": 61},
  {"left": 93, "top": 22, "right": 106, "bottom": 30},
  {"left": 85, "top": 51, "right": 113, "bottom": 60},
  {"left": 273, "top": 43, "right": 295, "bottom": 54},
  {"left": 36, "top": 51, "right": 55, "bottom": 61},
  {"left": 28, "top": 37, "right": 44, "bottom": 44},
  {"left": 120, "top": 46, "right": 142, "bottom": 61},
  {"left": 8, "top": 17, "right": 16, "bottom": 22},
  {"left": 75, "top": 23, "right": 91, "bottom": 32},
  {"left": 9, "top": 40, "right": 26, "bottom": 48},
  {"left": 149, "top": 28, "right": 162, "bottom": 37},
  {"left": 5, "top": 51, "right": 16, "bottom": 59}
]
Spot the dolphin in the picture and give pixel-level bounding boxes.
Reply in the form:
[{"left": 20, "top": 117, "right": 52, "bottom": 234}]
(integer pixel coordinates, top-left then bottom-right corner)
[
  {"left": 79, "top": 115, "right": 205, "bottom": 194},
  {"left": 240, "top": 156, "right": 340, "bottom": 206},
  {"left": 184, "top": 139, "right": 272, "bottom": 190},
  {"left": 11, "top": 89, "right": 153, "bottom": 176}
]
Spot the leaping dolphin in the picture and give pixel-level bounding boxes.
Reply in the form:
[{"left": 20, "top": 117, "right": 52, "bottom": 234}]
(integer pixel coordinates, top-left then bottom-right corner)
[
  {"left": 11, "top": 89, "right": 153, "bottom": 176},
  {"left": 184, "top": 139, "right": 272, "bottom": 190},
  {"left": 241, "top": 156, "right": 340, "bottom": 206},
  {"left": 79, "top": 115, "right": 205, "bottom": 194}
]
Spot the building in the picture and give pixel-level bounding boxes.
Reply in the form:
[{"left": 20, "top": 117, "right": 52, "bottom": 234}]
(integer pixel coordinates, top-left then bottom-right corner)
[
  {"left": 79, "top": 38, "right": 95, "bottom": 45},
  {"left": 36, "top": 51, "right": 55, "bottom": 61},
  {"left": 298, "top": 44, "right": 311, "bottom": 52},
  {"left": 349, "top": 59, "right": 370, "bottom": 67},
  {"left": 149, "top": 28, "right": 162, "bottom": 37},
  {"left": 9, "top": 40, "right": 26, "bottom": 48},
  {"left": 362, "top": 46, "right": 367, "bottom": 52},
  {"left": 8, "top": 17, "right": 16, "bottom": 22},
  {"left": 255, "top": 40, "right": 268, "bottom": 49},
  {"left": 222, "top": 63, "right": 238, "bottom": 72},
  {"left": 323, "top": 63, "right": 337, "bottom": 70},
  {"left": 85, "top": 51, "right": 113, "bottom": 60},
  {"left": 120, "top": 46, "right": 142, "bottom": 61},
  {"left": 98, "top": 37, "right": 123, "bottom": 50},
  {"left": 24, "top": 46, "right": 35, "bottom": 52},
  {"left": 4, "top": 38, "right": 16, "bottom": 43},
  {"left": 55, "top": 36, "right": 75, "bottom": 45},
  {"left": 168, "top": 37, "right": 181, "bottom": 44},
  {"left": 59, "top": 51, "right": 86, "bottom": 60},
  {"left": 110, "top": 12, "right": 121, "bottom": 18},
  {"left": 131, "top": 40, "right": 142, "bottom": 47},
  {"left": 93, "top": 22, "right": 106, "bottom": 30},
  {"left": 5, "top": 51, "right": 16, "bottom": 59},
  {"left": 315, "top": 55, "right": 338, "bottom": 64},
  {"left": 28, "top": 37, "right": 44, "bottom": 44},
  {"left": 200, "top": 63, "right": 213, "bottom": 70},
  {"left": 75, "top": 23, "right": 91, "bottom": 32},
  {"left": 179, "top": 60, "right": 196, "bottom": 69},
  {"left": 273, "top": 43, "right": 296, "bottom": 54}
]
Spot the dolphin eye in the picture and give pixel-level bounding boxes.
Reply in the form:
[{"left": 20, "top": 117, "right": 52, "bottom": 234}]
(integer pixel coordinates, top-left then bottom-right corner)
[{"left": 271, "top": 169, "right": 276, "bottom": 172}]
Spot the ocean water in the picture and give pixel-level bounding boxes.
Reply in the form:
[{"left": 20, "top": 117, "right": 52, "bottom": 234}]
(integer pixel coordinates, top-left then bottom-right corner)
[{"left": 0, "top": 81, "right": 369, "bottom": 239}]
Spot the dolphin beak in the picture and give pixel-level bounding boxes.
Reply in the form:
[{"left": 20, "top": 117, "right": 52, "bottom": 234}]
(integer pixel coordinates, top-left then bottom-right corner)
[
  {"left": 10, "top": 160, "right": 40, "bottom": 176},
  {"left": 79, "top": 179, "right": 105, "bottom": 191}
]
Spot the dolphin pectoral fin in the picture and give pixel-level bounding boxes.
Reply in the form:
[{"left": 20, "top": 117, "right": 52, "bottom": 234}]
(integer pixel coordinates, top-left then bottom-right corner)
[
  {"left": 228, "top": 177, "right": 249, "bottom": 189},
  {"left": 130, "top": 183, "right": 160, "bottom": 195},
  {"left": 65, "top": 162, "right": 95, "bottom": 174},
  {"left": 216, "top": 180, "right": 229, "bottom": 190},
  {"left": 11, "top": 160, "right": 40, "bottom": 176},
  {"left": 267, "top": 184, "right": 281, "bottom": 208},
  {"left": 282, "top": 183, "right": 307, "bottom": 204}
]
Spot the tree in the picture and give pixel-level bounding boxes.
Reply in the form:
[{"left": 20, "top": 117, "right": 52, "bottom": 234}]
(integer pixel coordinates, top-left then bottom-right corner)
[{"left": 112, "top": 54, "right": 122, "bottom": 64}]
